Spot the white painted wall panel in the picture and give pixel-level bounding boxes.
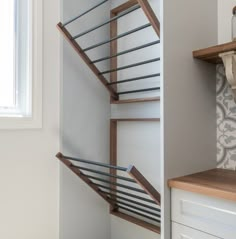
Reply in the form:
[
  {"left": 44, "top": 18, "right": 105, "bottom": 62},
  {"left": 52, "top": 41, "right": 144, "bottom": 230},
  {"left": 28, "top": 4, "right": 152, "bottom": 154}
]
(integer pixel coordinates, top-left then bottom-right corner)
[
  {"left": 161, "top": 0, "right": 217, "bottom": 238},
  {"left": 111, "top": 216, "right": 158, "bottom": 239},
  {"left": 0, "top": 0, "right": 60, "bottom": 238},
  {"left": 117, "top": 121, "right": 160, "bottom": 190},
  {"left": 60, "top": 1, "right": 111, "bottom": 239}
]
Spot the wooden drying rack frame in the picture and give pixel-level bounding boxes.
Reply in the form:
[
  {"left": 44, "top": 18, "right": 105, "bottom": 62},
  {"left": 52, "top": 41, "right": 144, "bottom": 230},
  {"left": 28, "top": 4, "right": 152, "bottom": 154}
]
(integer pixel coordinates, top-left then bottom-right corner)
[
  {"left": 56, "top": 0, "right": 161, "bottom": 233},
  {"left": 56, "top": 118, "right": 161, "bottom": 233},
  {"left": 57, "top": 148, "right": 161, "bottom": 233},
  {"left": 57, "top": 0, "right": 161, "bottom": 104},
  {"left": 110, "top": 118, "right": 161, "bottom": 232},
  {"left": 110, "top": 0, "right": 160, "bottom": 103}
]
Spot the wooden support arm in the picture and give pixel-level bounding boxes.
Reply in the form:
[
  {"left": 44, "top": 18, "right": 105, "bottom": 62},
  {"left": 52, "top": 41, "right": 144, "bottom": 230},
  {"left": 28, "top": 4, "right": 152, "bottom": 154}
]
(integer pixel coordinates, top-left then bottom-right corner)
[
  {"left": 56, "top": 152, "right": 117, "bottom": 208},
  {"left": 57, "top": 23, "right": 118, "bottom": 100},
  {"left": 127, "top": 165, "right": 161, "bottom": 205},
  {"left": 137, "top": 0, "right": 160, "bottom": 37}
]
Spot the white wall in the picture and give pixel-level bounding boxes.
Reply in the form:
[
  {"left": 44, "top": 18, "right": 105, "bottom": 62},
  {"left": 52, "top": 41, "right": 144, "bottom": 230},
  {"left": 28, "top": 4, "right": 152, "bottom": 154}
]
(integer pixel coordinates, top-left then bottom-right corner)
[
  {"left": 0, "top": 0, "right": 60, "bottom": 239},
  {"left": 218, "top": 0, "right": 235, "bottom": 44},
  {"left": 114, "top": 121, "right": 160, "bottom": 238},
  {"left": 60, "top": 1, "right": 111, "bottom": 239},
  {"left": 161, "top": 0, "right": 217, "bottom": 238}
]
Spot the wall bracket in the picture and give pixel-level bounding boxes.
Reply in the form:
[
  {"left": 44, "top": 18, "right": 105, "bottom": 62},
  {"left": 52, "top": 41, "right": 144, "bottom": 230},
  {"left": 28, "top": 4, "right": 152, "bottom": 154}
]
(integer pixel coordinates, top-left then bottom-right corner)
[{"left": 219, "top": 51, "right": 236, "bottom": 98}]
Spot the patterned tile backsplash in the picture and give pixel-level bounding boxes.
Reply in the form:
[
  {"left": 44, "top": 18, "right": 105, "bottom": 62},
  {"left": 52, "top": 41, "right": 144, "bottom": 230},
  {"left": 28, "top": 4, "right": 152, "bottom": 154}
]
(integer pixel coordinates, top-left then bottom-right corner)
[{"left": 217, "top": 64, "right": 236, "bottom": 169}]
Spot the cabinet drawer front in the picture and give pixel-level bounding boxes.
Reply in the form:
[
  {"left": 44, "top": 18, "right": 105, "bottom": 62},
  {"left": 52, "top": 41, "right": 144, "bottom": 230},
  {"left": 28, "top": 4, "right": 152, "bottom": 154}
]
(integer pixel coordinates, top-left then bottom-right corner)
[
  {"left": 172, "top": 189, "right": 236, "bottom": 239},
  {"left": 172, "top": 222, "right": 220, "bottom": 239}
]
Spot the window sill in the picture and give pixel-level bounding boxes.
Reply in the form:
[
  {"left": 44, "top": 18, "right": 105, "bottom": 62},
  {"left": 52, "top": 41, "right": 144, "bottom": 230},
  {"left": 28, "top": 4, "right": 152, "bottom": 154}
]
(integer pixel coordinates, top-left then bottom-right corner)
[{"left": 0, "top": 115, "right": 42, "bottom": 130}]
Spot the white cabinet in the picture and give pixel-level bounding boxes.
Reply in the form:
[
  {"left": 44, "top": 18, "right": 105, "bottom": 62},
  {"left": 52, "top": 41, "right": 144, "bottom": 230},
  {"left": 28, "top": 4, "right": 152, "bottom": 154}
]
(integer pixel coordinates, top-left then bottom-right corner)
[
  {"left": 172, "top": 222, "right": 220, "bottom": 239},
  {"left": 171, "top": 188, "right": 236, "bottom": 239}
]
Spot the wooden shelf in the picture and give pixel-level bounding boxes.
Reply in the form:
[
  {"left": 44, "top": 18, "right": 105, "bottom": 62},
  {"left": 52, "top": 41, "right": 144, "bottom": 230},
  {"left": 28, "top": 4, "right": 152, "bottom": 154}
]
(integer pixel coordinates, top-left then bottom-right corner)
[
  {"left": 193, "top": 41, "right": 236, "bottom": 64},
  {"left": 168, "top": 168, "right": 236, "bottom": 202},
  {"left": 111, "top": 97, "right": 160, "bottom": 104}
]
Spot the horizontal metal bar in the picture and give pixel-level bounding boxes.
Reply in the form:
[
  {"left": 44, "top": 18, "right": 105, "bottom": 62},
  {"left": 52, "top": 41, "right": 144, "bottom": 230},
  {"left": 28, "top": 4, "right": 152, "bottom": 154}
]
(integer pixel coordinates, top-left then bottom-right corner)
[
  {"left": 62, "top": 0, "right": 108, "bottom": 27},
  {"left": 86, "top": 175, "right": 146, "bottom": 194},
  {"left": 72, "top": 165, "right": 136, "bottom": 183},
  {"left": 83, "top": 23, "right": 151, "bottom": 52},
  {"left": 103, "top": 191, "right": 160, "bottom": 211},
  {"left": 94, "top": 183, "right": 157, "bottom": 204},
  {"left": 73, "top": 5, "right": 140, "bottom": 39},
  {"left": 62, "top": 155, "right": 127, "bottom": 171},
  {"left": 91, "top": 40, "right": 160, "bottom": 64},
  {"left": 99, "top": 58, "right": 160, "bottom": 75},
  {"left": 108, "top": 73, "right": 160, "bottom": 85},
  {"left": 119, "top": 206, "right": 161, "bottom": 223},
  {"left": 109, "top": 198, "right": 161, "bottom": 217},
  {"left": 118, "top": 87, "right": 160, "bottom": 95}
]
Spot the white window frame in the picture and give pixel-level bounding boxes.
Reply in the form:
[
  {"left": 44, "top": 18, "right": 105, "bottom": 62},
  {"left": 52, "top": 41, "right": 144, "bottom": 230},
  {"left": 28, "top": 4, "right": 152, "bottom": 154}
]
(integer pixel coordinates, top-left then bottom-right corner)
[{"left": 0, "top": 0, "right": 42, "bottom": 129}]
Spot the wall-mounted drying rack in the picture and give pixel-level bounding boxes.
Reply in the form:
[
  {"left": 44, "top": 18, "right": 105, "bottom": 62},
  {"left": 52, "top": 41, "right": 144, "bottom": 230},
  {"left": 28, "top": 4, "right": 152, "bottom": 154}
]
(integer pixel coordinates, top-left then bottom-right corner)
[
  {"left": 56, "top": 152, "right": 161, "bottom": 233},
  {"left": 57, "top": 0, "right": 161, "bottom": 104}
]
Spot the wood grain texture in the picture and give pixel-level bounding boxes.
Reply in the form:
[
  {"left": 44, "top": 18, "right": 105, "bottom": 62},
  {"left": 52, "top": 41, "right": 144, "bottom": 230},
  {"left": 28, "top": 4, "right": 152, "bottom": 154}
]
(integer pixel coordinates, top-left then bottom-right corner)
[
  {"left": 57, "top": 23, "right": 118, "bottom": 100},
  {"left": 111, "top": 118, "right": 160, "bottom": 122},
  {"left": 110, "top": 120, "right": 118, "bottom": 212},
  {"left": 111, "top": 211, "right": 161, "bottom": 234},
  {"left": 193, "top": 41, "right": 236, "bottom": 64},
  {"left": 110, "top": 10, "right": 118, "bottom": 102},
  {"left": 128, "top": 166, "right": 161, "bottom": 205},
  {"left": 111, "top": 96, "right": 160, "bottom": 104},
  {"left": 137, "top": 0, "right": 160, "bottom": 37},
  {"left": 168, "top": 168, "right": 236, "bottom": 202},
  {"left": 56, "top": 152, "right": 117, "bottom": 207},
  {"left": 111, "top": 0, "right": 138, "bottom": 15},
  {"left": 57, "top": 150, "right": 161, "bottom": 233}
]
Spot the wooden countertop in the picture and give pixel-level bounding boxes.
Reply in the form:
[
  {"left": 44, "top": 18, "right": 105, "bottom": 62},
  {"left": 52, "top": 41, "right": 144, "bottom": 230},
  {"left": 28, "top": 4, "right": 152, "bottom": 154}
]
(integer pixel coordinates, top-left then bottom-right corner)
[{"left": 168, "top": 168, "right": 236, "bottom": 202}]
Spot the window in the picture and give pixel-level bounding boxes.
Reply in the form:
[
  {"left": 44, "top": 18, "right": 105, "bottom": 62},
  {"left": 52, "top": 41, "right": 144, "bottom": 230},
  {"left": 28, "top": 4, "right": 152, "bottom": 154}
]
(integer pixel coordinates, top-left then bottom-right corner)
[{"left": 0, "top": 0, "right": 42, "bottom": 129}]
